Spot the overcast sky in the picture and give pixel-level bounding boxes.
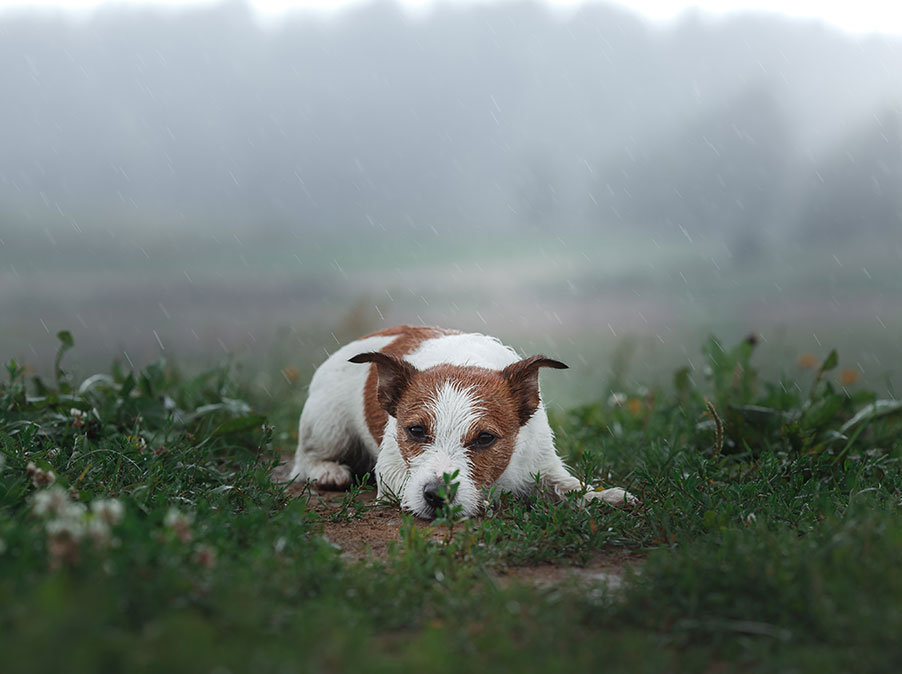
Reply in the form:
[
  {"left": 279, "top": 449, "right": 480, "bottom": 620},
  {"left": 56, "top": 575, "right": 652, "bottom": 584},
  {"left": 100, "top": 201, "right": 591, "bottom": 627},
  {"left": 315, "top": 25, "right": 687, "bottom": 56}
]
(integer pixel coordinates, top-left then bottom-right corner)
[{"left": 1, "top": 0, "right": 901, "bottom": 34}]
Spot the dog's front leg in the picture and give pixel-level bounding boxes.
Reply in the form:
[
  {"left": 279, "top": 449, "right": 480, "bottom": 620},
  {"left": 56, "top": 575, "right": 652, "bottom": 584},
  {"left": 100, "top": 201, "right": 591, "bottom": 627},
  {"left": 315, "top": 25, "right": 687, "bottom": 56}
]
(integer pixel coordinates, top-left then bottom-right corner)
[
  {"left": 373, "top": 440, "right": 408, "bottom": 505},
  {"left": 512, "top": 415, "right": 638, "bottom": 507},
  {"left": 583, "top": 486, "right": 638, "bottom": 506},
  {"left": 537, "top": 454, "right": 638, "bottom": 507}
]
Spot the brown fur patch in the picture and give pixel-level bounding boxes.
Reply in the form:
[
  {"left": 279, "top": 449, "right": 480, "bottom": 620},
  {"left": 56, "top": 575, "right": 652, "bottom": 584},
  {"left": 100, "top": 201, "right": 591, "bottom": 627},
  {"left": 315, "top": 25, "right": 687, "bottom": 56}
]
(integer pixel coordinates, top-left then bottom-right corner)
[
  {"left": 501, "top": 355, "right": 568, "bottom": 425},
  {"left": 355, "top": 327, "right": 567, "bottom": 490},
  {"left": 394, "top": 364, "right": 521, "bottom": 487},
  {"left": 358, "top": 325, "right": 460, "bottom": 445}
]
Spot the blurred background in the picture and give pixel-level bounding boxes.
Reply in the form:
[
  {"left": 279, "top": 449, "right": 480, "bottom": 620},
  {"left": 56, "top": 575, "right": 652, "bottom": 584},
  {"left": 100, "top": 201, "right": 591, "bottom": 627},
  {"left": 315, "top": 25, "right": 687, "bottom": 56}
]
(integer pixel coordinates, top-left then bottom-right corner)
[{"left": 1, "top": 0, "right": 900, "bottom": 406}]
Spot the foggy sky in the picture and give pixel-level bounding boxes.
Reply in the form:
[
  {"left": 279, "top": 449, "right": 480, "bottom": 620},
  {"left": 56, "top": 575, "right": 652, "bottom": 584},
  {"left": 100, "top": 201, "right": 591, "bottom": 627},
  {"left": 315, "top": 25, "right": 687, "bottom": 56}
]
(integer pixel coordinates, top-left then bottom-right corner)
[{"left": 2, "top": 0, "right": 900, "bottom": 245}]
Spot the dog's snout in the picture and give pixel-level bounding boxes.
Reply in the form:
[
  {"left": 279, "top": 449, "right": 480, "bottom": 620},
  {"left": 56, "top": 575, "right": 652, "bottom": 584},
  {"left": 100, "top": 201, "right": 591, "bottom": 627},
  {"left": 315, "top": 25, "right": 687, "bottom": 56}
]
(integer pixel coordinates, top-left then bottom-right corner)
[{"left": 422, "top": 480, "right": 446, "bottom": 510}]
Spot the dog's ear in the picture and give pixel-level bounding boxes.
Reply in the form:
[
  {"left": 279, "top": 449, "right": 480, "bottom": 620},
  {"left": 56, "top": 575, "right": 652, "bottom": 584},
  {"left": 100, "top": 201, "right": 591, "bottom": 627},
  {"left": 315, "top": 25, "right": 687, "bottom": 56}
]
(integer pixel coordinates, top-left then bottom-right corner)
[
  {"left": 501, "top": 355, "right": 568, "bottom": 426},
  {"left": 349, "top": 352, "right": 417, "bottom": 417}
]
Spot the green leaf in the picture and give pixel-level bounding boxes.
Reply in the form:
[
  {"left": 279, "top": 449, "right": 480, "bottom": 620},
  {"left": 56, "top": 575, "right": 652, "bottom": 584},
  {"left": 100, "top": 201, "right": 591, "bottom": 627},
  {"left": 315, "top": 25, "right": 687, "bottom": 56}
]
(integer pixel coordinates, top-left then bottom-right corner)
[
  {"left": 185, "top": 399, "right": 252, "bottom": 424},
  {"left": 730, "top": 405, "right": 786, "bottom": 426},
  {"left": 24, "top": 395, "right": 92, "bottom": 411},
  {"left": 801, "top": 395, "right": 845, "bottom": 430},
  {"left": 54, "top": 330, "right": 75, "bottom": 392},
  {"left": 212, "top": 413, "right": 267, "bottom": 436},
  {"left": 839, "top": 400, "right": 902, "bottom": 435},
  {"left": 5, "top": 359, "right": 24, "bottom": 382},
  {"left": 120, "top": 372, "right": 136, "bottom": 399},
  {"left": 819, "top": 350, "right": 839, "bottom": 374}
]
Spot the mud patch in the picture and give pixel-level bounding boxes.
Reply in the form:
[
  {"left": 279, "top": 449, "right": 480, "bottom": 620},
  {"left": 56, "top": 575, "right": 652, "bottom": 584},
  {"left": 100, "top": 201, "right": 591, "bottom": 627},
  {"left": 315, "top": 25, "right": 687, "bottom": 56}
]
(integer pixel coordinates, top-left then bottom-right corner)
[
  {"left": 275, "top": 457, "right": 642, "bottom": 586},
  {"left": 312, "top": 490, "right": 444, "bottom": 562}
]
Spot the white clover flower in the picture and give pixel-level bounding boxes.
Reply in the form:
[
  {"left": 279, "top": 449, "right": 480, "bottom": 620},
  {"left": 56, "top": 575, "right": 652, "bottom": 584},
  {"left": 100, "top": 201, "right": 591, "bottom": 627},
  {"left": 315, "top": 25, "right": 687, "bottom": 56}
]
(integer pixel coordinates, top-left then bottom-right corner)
[
  {"left": 62, "top": 501, "right": 88, "bottom": 521},
  {"left": 46, "top": 515, "right": 86, "bottom": 541},
  {"left": 26, "top": 461, "right": 57, "bottom": 488},
  {"left": 91, "top": 498, "right": 125, "bottom": 526},
  {"left": 163, "top": 507, "right": 193, "bottom": 528},
  {"left": 164, "top": 507, "right": 194, "bottom": 543},
  {"left": 607, "top": 392, "right": 628, "bottom": 408},
  {"left": 32, "top": 485, "right": 71, "bottom": 518},
  {"left": 86, "top": 517, "right": 112, "bottom": 546},
  {"left": 70, "top": 408, "right": 86, "bottom": 428}
]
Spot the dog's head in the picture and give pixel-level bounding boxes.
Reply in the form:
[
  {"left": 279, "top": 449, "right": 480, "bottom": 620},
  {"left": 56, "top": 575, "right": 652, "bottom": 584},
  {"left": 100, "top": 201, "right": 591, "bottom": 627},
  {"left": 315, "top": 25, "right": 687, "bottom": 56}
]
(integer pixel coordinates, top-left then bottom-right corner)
[{"left": 349, "top": 352, "right": 566, "bottom": 519}]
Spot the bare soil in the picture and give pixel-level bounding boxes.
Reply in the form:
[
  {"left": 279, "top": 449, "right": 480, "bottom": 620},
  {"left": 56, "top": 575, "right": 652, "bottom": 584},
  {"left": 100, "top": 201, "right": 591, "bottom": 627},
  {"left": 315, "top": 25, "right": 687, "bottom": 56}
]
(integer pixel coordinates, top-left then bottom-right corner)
[{"left": 276, "top": 459, "right": 640, "bottom": 590}]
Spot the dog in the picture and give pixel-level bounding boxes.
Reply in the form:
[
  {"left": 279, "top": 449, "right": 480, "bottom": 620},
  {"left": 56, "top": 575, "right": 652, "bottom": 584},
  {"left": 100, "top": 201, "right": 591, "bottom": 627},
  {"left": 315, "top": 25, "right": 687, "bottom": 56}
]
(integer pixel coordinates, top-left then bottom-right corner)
[{"left": 289, "top": 325, "right": 635, "bottom": 519}]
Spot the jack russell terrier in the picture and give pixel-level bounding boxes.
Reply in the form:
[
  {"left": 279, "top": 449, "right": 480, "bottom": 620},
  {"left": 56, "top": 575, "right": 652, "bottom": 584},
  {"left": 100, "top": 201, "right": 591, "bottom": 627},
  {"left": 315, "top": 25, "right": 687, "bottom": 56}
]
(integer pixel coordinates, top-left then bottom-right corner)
[{"left": 289, "top": 325, "right": 635, "bottom": 519}]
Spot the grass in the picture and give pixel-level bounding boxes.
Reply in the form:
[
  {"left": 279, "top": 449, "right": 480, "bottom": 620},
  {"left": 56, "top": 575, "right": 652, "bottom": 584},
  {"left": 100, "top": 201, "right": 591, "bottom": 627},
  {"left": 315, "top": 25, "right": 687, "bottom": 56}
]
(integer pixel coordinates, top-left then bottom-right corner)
[{"left": 1, "top": 331, "right": 901, "bottom": 673}]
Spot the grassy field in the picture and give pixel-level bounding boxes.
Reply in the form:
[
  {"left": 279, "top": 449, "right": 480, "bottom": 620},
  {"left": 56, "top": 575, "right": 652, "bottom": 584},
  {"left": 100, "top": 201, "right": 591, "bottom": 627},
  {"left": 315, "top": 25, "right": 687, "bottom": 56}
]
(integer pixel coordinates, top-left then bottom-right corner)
[
  {"left": 1, "top": 331, "right": 901, "bottom": 672},
  {"left": 4, "top": 225, "right": 901, "bottom": 408}
]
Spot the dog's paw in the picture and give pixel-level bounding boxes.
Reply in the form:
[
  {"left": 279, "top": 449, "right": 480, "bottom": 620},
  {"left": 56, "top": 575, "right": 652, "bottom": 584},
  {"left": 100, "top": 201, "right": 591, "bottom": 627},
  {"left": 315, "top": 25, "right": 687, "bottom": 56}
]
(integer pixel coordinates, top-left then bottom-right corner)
[
  {"left": 585, "top": 487, "right": 639, "bottom": 508},
  {"left": 308, "top": 460, "right": 352, "bottom": 490}
]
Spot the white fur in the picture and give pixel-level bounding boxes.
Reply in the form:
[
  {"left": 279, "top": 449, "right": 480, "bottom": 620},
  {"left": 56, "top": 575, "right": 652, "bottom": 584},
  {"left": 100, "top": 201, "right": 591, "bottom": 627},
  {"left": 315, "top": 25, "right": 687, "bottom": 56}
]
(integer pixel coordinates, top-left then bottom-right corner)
[
  {"left": 290, "top": 330, "right": 637, "bottom": 516},
  {"left": 400, "top": 382, "right": 483, "bottom": 518},
  {"left": 406, "top": 333, "right": 519, "bottom": 370},
  {"left": 289, "top": 334, "right": 393, "bottom": 489}
]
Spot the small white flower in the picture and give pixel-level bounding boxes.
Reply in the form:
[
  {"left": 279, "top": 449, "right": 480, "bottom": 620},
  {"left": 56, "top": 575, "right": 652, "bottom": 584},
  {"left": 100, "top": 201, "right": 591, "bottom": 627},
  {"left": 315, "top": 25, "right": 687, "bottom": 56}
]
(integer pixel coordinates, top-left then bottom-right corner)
[
  {"left": 164, "top": 507, "right": 194, "bottom": 543},
  {"left": 62, "top": 501, "right": 88, "bottom": 521},
  {"left": 164, "top": 507, "right": 193, "bottom": 529},
  {"left": 86, "top": 517, "right": 112, "bottom": 546},
  {"left": 46, "top": 515, "right": 86, "bottom": 541},
  {"left": 32, "top": 485, "right": 71, "bottom": 517},
  {"left": 607, "top": 392, "right": 627, "bottom": 407},
  {"left": 91, "top": 498, "right": 125, "bottom": 526},
  {"left": 70, "top": 408, "right": 86, "bottom": 428},
  {"left": 26, "top": 461, "right": 57, "bottom": 488}
]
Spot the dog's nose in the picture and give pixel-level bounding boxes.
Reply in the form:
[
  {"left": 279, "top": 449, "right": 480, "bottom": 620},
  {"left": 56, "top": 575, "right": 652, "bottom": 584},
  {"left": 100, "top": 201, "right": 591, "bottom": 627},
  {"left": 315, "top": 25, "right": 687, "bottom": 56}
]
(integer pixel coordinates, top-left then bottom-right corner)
[{"left": 422, "top": 480, "right": 446, "bottom": 511}]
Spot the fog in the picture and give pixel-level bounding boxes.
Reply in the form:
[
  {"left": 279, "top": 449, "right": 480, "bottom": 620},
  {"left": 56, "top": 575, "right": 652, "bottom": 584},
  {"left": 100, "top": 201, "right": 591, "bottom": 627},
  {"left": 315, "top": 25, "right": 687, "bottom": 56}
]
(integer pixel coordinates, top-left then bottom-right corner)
[{"left": 2, "top": 0, "right": 900, "bottom": 402}]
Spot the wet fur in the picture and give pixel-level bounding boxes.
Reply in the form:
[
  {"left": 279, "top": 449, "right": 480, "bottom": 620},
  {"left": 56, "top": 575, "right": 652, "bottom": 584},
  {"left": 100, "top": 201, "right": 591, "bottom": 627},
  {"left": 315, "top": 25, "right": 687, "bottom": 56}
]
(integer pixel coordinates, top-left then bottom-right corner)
[{"left": 290, "top": 325, "right": 635, "bottom": 518}]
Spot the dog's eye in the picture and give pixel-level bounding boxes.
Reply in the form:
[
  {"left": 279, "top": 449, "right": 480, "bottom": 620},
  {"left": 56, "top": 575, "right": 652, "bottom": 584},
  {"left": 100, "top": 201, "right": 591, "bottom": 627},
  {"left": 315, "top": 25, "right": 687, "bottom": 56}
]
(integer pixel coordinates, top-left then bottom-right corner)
[
  {"left": 406, "top": 425, "right": 428, "bottom": 442},
  {"left": 472, "top": 432, "right": 497, "bottom": 449}
]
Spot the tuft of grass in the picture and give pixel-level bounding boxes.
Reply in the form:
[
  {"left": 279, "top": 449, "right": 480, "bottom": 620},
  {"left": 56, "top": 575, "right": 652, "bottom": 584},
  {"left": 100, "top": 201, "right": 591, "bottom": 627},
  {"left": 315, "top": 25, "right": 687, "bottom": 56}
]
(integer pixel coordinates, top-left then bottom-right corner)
[{"left": 1, "top": 331, "right": 900, "bottom": 673}]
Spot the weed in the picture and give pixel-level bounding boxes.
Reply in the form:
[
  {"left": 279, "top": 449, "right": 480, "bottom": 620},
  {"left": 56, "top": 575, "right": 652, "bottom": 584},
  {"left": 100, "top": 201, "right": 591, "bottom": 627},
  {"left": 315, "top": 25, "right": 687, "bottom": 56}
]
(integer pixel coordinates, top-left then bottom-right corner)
[
  {"left": 330, "top": 473, "right": 374, "bottom": 522},
  {"left": 432, "top": 470, "right": 465, "bottom": 542}
]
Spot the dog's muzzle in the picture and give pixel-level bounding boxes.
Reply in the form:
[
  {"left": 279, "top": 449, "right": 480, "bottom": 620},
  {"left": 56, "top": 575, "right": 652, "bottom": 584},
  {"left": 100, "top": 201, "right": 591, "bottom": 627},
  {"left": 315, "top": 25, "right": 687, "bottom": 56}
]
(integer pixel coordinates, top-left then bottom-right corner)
[{"left": 422, "top": 479, "right": 447, "bottom": 512}]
